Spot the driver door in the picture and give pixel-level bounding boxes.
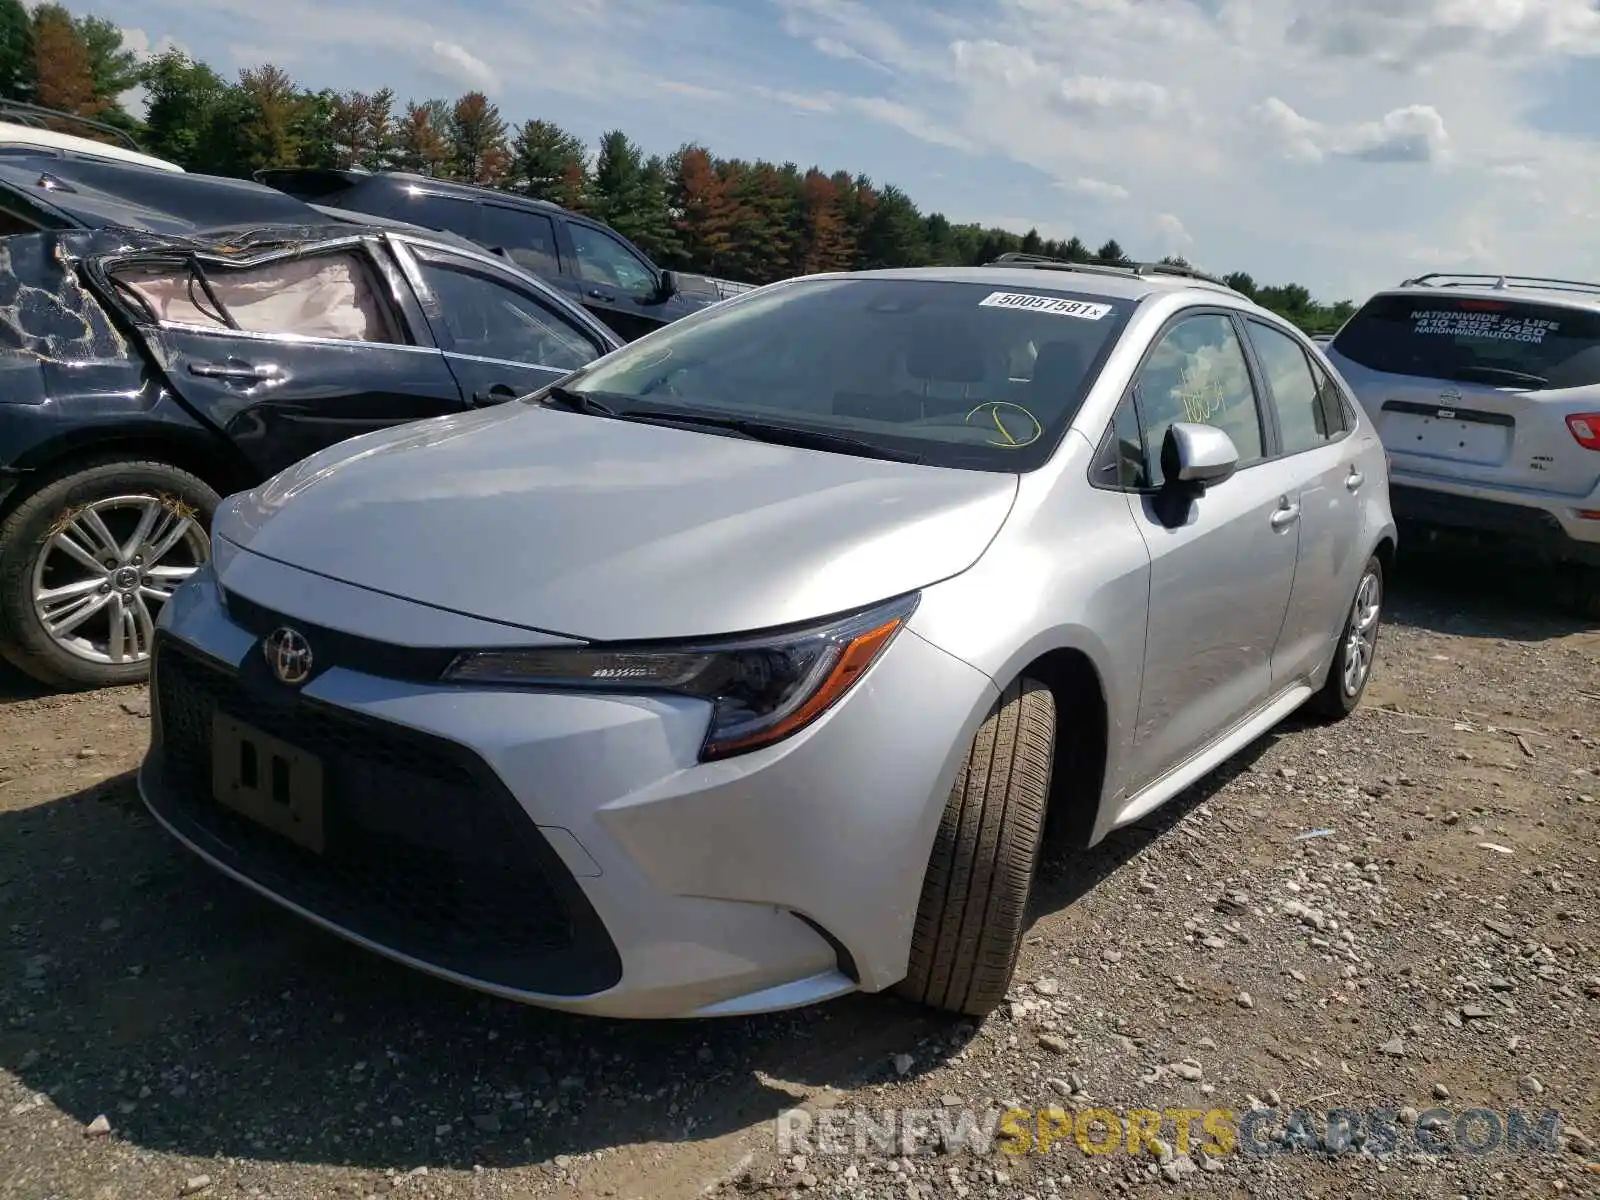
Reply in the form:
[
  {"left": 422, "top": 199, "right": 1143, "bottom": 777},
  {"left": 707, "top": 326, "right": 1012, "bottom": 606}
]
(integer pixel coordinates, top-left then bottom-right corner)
[{"left": 397, "top": 243, "right": 614, "bottom": 404}]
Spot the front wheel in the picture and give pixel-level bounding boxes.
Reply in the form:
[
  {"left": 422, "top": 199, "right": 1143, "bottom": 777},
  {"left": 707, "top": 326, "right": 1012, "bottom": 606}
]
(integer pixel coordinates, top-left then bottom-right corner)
[
  {"left": 0, "top": 459, "right": 218, "bottom": 690},
  {"left": 1312, "top": 554, "right": 1384, "bottom": 721},
  {"left": 896, "top": 677, "right": 1056, "bottom": 1017}
]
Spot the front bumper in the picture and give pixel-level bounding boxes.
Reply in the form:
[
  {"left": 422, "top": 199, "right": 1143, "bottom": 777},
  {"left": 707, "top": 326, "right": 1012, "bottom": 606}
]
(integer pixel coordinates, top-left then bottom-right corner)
[
  {"left": 138, "top": 559, "right": 998, "bottom": 1018},
  {"left": 1389, "top": 480, "right": 1600, "bottom": 566}
]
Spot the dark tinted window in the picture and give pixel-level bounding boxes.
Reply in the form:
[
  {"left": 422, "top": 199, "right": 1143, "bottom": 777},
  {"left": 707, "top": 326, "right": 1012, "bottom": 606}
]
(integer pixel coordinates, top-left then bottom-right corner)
[
  {"left": 415, "top": 254, "right": 602, "bottom": 371},
  {"left": 1135, "top": 313, "right": 1264, "bottom": 484},
  {"left": 477, "top": 206, "right": 559, "bottom": 276},
  {"left": 563, "top": 278, "right": 1132, "bottom": 472},
  {"left": 359, "top": 186, "right": 481, "bottom": 237},
  {"left": 1331, "top": 293, "right": 1600, "bottom": 390},
  {"left": 1248, "top": 320, "right": 1344, "bottom": 454}
]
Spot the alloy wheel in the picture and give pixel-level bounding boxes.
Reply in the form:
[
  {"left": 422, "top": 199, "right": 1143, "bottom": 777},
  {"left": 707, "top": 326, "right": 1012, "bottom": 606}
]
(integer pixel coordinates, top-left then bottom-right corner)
[
  {"left": 30, "top": 493, "right": 209, "bottom": 667},
  {"left": 1341, "top": 568, "right": 1383, "bottom": 698}
]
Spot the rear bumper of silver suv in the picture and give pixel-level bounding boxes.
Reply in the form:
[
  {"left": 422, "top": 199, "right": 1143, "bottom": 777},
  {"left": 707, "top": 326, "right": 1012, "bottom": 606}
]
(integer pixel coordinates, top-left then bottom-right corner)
[{"left": 1390, "top": 482, "right": 1600, "bottom": 566}]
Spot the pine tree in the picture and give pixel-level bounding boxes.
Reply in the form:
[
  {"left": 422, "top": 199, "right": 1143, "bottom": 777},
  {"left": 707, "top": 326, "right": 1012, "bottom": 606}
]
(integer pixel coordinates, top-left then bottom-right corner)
[
  {"left": 858, "top": 184, "right": 926, "bottom": 269},
  {"left": 395, "top": 101, "right": 450, "bottom": 176},
  {"left": 511, "top": 119, "right": 587, "bottom": 207},
  {"left": 673, "top": 145, "right": 736, "bottom": 274},
  {"left": 448, "top": 91, "right": 509, "bottom": 185},
  {"left": 589, "top": 128, "right": 645, "bottom": 225},
  {"left": 328, "top": 90, "right": 376, "bottom": 169},
  {"left": 799, "top": 168, "right": 852, "bottom": 274},
  {"left": 235, "top": 64, "right": 307, "bottom": 171},
  {"left": 1095, "top": 238, "right": 1130, "bottom": 265}
]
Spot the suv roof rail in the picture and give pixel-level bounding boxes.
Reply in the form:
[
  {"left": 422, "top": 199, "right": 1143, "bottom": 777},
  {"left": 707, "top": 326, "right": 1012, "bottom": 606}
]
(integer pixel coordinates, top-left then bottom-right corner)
[
  {"left": 1399, "top": 271, "right": 1600, "bottom": 297},
  {"left": 989, "top": 251, "right": 1237, "bottom": 291},
  {"left": 0, "top": 100, "right": 144, "bottom": 154}
]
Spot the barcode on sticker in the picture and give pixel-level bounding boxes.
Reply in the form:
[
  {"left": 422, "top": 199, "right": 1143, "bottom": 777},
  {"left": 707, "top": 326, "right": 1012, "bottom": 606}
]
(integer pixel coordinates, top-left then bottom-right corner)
[{"left": 979, "top": 291, "right": 1113, "bottom": 320}]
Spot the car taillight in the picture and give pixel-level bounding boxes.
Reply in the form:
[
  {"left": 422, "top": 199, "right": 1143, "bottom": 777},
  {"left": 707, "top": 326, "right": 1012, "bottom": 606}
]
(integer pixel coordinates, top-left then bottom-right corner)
[{"left": 1567, "top": 413, "right": 1600, "bottom": 451}]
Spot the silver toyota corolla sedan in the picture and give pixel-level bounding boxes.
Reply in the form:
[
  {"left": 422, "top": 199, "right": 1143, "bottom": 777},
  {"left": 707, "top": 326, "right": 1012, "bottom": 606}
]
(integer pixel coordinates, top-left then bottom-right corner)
[{"left": 139, "top": 260, "right": 1396, "bottom": 1020}]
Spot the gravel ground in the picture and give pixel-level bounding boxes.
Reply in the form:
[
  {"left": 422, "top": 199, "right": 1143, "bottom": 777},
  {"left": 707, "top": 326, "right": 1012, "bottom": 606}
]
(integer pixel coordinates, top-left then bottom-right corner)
[{"left": 1, "top": 552, "right": 1596, "bottom": 1200}]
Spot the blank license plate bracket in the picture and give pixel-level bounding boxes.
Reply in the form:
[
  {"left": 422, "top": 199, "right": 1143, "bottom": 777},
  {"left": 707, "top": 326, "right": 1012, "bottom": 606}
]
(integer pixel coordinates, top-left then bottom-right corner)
[{"left": 211, "top": 713, "right": 326, "bottom": 854}]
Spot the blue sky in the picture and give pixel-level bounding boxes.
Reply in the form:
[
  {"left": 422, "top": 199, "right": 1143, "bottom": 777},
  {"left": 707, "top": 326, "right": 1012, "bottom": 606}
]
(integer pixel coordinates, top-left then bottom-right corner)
[{"left": 87, "top": 0, "right": 1600, "bottom": 303}]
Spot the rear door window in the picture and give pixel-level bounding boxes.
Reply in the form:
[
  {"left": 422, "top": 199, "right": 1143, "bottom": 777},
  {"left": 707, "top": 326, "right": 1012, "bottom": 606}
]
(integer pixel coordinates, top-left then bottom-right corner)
[
  {"left": 1331, "top": 293, "right": 1600, "bottom": 390},
  {"left": 1247, "top": 319, "right": 1346, "bottom": 454},
  {"left": 477, "top": 205, "right": 560, "bottom": 277}
]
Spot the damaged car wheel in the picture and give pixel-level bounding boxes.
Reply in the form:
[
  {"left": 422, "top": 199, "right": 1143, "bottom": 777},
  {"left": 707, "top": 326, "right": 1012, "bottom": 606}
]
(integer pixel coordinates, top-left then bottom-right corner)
[{"left": 0, "top": 458, "right": 217, "bottom": 690}]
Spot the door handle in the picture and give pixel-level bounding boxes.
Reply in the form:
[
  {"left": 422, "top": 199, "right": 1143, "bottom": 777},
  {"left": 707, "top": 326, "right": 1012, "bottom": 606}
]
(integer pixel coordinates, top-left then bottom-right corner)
[
  {"left": 472, "top": 384, "right": 520, "bottom": 406},
  {"left": 189, "top": 361, "right": 281, "bottom": 383},
  {"left": 1270, "top": 500, "right": 1301, "bottom": 530},
  {"left": 586, "top": 287, "right": 616, "bottom": 301},
  {"left": 1346, "top": 469, "right": 1365, "bottom": 492}
]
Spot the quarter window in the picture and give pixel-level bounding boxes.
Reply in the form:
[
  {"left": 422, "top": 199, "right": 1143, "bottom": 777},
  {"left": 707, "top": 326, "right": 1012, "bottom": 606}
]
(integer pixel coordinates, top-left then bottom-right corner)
[
  {"left": 567, "top": 223, "right": 657, "bottom": 300},
  {"left": 413, "top": 254, "right": 602, "bottom": 371},
  {"left": 1135, "top": 314, "right": 1264, "bottom": 485}
]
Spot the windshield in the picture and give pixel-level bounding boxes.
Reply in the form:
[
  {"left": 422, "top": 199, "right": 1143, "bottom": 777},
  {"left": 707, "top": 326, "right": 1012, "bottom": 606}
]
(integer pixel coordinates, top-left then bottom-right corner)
[
  {"left": 555, "top": 276, "right": 1132, "bottom": 471},
  {"left": 1331, "top": 293, "right": 1600, "bottom": 390}
]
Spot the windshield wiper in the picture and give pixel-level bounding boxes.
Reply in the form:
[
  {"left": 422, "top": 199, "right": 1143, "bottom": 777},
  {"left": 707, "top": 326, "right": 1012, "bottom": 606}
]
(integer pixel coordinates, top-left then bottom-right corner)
[
  {"left": 1449, "top": 366, "right": 1550, "bottom": 389},
  {"left": 620, "top": 408, "right": 927, "bottom": 464},
  {"left": 540, "top": 385, "right": 617, "bottom": 417}
]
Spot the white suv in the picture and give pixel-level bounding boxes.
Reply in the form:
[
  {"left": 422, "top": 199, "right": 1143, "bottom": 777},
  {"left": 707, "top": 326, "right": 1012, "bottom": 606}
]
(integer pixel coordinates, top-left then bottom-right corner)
[{"left": 1325, "top": 274, "right": 1600, "bottom": 614}]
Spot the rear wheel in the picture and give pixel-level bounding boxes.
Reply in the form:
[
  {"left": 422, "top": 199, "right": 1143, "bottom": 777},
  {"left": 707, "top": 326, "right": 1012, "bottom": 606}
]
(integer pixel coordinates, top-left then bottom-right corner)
[
  {"left": 896, "top": 677, "right": 1055, "bottom": 1017},
  {"left": 0, "top": 459, "right": 217, "bottom": 690},
  {"left": 1312, "top": 554, "right": 1384, "bottom": 721}
]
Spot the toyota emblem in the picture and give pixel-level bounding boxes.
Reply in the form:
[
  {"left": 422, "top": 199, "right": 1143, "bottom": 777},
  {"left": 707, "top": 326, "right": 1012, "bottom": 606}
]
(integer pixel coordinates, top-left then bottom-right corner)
[{"left": 264, "top": 626, "right": 314, "bottom": 686}]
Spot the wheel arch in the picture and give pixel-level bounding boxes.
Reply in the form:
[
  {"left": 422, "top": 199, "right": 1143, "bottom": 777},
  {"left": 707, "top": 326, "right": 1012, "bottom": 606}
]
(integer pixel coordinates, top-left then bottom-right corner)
[
  {"left": 1011, "top": 646, "right": 1110, "bottom": 851},
  {"left": 0, "top": 425, "right": 254, "bottom": 524}
]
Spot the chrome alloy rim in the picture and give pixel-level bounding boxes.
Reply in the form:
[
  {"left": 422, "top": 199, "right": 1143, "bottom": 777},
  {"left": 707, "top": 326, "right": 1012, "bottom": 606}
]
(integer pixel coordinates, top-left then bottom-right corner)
[
  {"left": 30, "top": 494, "right": 209, "bottom": 666},
  {"left": 1342, "top": 569, "right": 1382, "bottom": 697}
]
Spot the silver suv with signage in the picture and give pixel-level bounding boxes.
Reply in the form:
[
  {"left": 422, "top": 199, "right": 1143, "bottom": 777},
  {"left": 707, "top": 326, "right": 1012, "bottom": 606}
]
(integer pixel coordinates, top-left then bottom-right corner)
[
  {"left": 140, "top": 258, "right": 1395, "bottom": 1020},
  {"left": 1325, "top": 274, "right": 1600, "bottom": 614}
]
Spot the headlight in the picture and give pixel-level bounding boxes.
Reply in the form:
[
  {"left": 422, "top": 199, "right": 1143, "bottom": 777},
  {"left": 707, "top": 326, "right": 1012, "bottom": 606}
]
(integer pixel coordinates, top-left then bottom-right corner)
[{"left": 443, "top": 593, "right": 919, "bottom": 760}]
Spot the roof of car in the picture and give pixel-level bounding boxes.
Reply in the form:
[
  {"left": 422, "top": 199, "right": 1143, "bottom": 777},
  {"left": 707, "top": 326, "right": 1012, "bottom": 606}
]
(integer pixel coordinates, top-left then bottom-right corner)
[
  {"left": 1378, "top": 273, "right": 1600, "bottom": 312},
  {"left": 258, "top": 167, "right": 569, "bottom": 215},
  {"left": 0, "top": 154, "right": 322, "bottom": 234},
  {"left": 848, "top": 264, "right": 1254, "bottom": 305}
]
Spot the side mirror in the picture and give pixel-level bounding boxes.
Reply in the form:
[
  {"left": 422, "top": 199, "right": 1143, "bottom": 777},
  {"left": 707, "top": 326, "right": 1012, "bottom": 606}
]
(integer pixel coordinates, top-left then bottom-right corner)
[
  {"left": 1161, "top": 422, "right": 1239, "bottom": 490},
  {"left": 656, "top": 269, "right": 680, "bottom": 300}
]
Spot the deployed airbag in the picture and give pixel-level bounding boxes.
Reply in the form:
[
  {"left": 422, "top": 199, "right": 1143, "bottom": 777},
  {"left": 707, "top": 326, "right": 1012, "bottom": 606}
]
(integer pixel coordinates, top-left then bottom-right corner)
[{"left": 115, "top": 251, "right": 397, "bottom": 342}]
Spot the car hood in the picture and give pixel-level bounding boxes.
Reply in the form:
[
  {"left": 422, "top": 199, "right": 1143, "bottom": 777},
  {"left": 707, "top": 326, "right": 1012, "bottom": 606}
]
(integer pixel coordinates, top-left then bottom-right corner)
[{"left": 215, "top": 404, "right": 1019, "bottom": 642}]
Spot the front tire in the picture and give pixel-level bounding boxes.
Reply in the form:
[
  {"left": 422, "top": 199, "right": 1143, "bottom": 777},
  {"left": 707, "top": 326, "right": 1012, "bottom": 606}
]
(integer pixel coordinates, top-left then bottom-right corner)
[
  {"left": 1312, "top": 554, "right": 1384, "bottom": 721},
  {"left": 0, "top": 459, "right": 218, "bottom": 690},
  {"left": 896, "top": 677, "right": 1055, "bottom": 1017}
]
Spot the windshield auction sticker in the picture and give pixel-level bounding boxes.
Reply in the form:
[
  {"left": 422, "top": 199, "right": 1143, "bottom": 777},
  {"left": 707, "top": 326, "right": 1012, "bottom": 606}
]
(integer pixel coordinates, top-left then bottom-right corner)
[
  {"left": 980, "top": 292, "right": 1113, "bottom": 320},
  {"left": 1410, "top": 309, "right": 1560, "bottom": 344}
]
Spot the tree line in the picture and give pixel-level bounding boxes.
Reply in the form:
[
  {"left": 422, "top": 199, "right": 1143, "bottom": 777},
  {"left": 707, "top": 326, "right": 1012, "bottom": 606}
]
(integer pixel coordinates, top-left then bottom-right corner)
[{"left": 0, "top": 0, "right": 1355, "bottom": 331}]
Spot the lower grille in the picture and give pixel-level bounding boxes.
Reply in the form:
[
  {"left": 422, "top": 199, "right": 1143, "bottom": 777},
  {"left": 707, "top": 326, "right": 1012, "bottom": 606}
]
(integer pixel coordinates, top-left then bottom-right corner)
[{"left": 146, "top": 636, "right": 621, "bottom": 996}]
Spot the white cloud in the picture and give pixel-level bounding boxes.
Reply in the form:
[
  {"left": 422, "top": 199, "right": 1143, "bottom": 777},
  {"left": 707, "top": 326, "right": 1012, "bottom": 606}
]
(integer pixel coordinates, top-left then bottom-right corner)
[
  {"left": 431, "top": 40, "right": 497, "bottom": 91},
  {"left": 1154, "top": 213, "right": 1194, "bottom": 253},
  {"left": 1065, "top": 177, "right": 1131, "bottom": 201},
  {"left": 1255, "top": 98, "right": 1450, "bottom": 164}
]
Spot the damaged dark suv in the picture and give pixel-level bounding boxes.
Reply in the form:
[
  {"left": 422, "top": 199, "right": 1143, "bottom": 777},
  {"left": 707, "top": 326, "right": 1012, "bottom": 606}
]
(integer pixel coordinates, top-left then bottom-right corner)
[{"left": 0, "top": 224, "right": 622, "bottom": 689}]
